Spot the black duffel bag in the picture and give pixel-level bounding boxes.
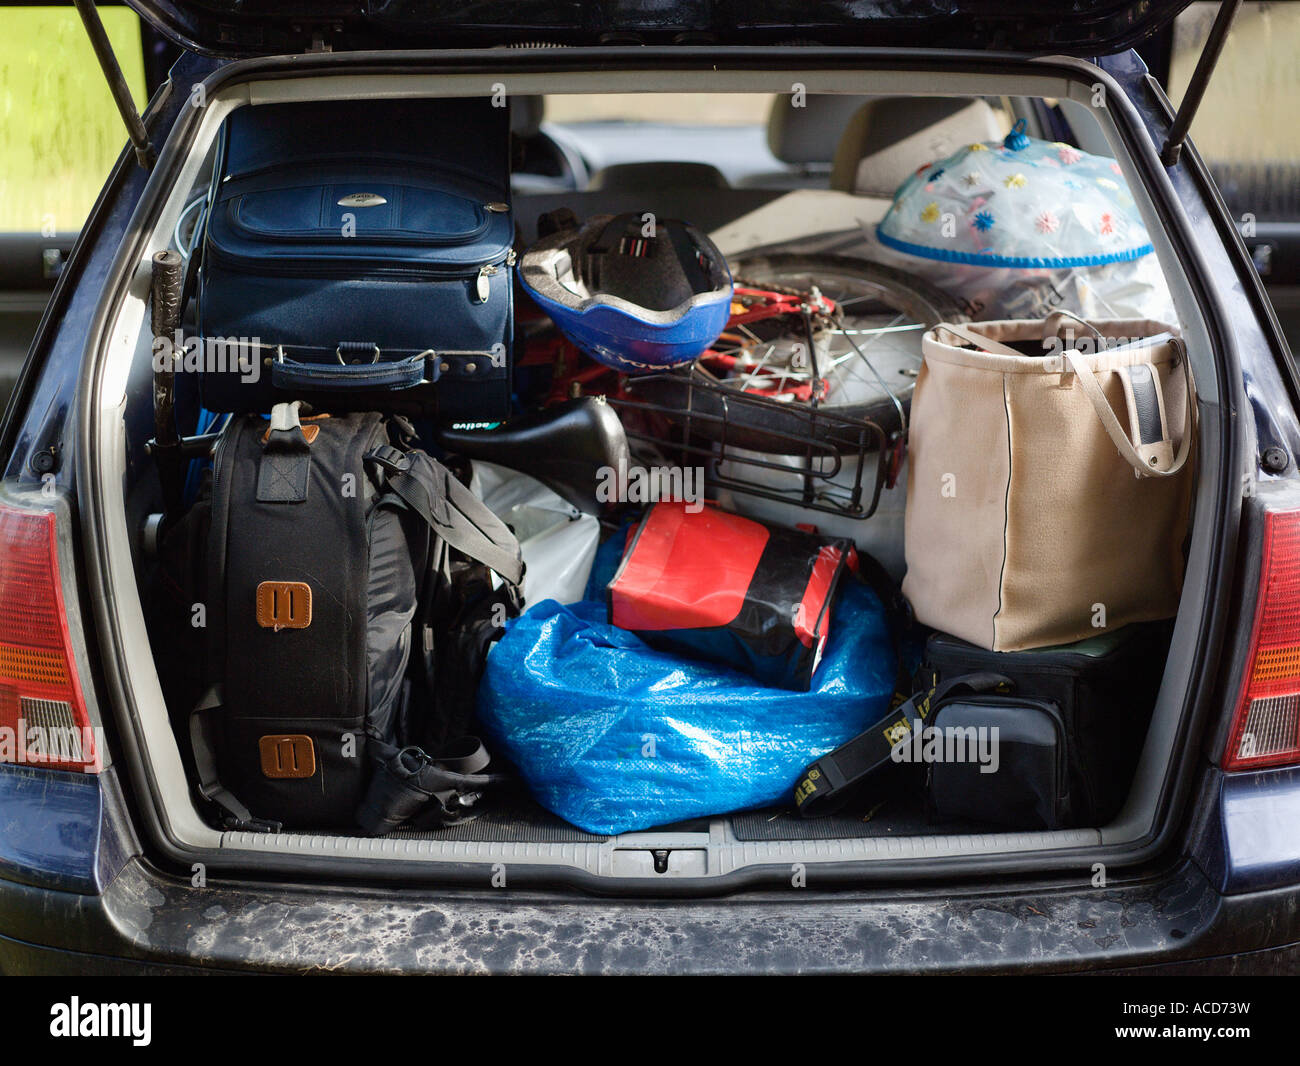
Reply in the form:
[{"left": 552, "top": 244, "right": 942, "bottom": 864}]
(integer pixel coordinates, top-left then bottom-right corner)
[{"left": 919, "top": 624, "right": 1170, "bottom": 829}]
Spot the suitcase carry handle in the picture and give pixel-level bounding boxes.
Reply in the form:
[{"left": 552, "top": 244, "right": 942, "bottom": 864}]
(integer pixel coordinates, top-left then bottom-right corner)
[{"left": 270, "top": 347, "right": 427, "bottom": 391}]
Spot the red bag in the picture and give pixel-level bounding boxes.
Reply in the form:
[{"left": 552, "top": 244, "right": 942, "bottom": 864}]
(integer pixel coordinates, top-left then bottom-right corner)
[{"left": 607, "top": 502, "right": 855, "bottom": 690}]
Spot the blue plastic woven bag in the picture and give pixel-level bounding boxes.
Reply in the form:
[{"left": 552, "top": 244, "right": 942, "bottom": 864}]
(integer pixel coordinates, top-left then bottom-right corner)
[{"left": 477, "top": 578, "right": 896, "bottom": 835}]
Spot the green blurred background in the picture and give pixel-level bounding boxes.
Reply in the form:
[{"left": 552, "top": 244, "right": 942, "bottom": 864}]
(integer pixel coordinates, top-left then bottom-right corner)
[{"left": 0, "top": 5, "right": 144, "bottom": 232}]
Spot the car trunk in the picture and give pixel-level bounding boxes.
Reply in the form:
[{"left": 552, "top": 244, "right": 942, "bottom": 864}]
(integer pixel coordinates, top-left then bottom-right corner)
[{"left": 77, "top": 44, "right": 1227, "bottom": 891}]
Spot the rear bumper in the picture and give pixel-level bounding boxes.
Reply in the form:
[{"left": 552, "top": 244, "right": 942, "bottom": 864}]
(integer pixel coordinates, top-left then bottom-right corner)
[{"left": 1, "top": 855, "right": 1296, "bottom": 975}]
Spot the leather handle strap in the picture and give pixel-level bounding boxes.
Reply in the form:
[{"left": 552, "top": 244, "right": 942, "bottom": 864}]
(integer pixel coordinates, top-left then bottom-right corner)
[{"left": 1065, "top": 342, "right": 1194, "bottom": 478}]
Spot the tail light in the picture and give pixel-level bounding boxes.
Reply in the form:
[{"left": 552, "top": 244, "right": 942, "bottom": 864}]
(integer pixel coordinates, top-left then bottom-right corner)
[
  {"left": 1224, "top": 509, "right": 1300, "bottom": 770},
  {"left": 0, "top": 502, "right": 99, "bottom": 772}
]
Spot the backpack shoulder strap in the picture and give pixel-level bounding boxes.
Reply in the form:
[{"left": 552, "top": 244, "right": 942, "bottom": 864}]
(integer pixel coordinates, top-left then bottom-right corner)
[{"left": 366, "top": 446, "right": 525, "bottom": 587}]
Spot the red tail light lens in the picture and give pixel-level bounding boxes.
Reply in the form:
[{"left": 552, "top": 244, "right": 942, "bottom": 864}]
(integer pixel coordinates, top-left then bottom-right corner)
[
  {"left": 1224, "top": 509, "right": 1300, "bottom": 771},
  {"left": 0, "top": 503, "right": 98, "bottom": 772}
]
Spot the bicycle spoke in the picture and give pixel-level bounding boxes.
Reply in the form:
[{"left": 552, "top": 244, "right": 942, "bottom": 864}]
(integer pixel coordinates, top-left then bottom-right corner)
[{"left": 828, "top": 323, "right": 926, "bottom": 337}]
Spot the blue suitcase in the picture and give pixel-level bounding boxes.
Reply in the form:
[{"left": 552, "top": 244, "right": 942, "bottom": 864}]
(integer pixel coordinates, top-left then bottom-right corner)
[{"left": 196, "top": 97, "right": 515, "bottom": 422}]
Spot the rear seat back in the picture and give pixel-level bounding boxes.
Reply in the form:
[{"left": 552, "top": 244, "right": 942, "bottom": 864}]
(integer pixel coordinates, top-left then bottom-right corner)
[{"left": 513, "top": 188, "right": 785, "bottom": 245}]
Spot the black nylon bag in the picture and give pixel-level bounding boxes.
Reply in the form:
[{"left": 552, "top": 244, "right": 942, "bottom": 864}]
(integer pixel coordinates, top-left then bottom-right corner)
[
  {"left": 923, "top": 622, "right": 1171, "bottom": 827},
  {"left": 203, "top": 406, "right": 523, "bottom": 830},
  {"left": 926, "top": 695, "right": 1073, "bottom": 830}
]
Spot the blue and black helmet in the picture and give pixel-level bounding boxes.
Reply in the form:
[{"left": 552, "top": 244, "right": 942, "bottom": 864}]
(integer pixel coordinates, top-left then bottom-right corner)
[{"left": 521, "top": 211, "right": 733, "bottom": 373}]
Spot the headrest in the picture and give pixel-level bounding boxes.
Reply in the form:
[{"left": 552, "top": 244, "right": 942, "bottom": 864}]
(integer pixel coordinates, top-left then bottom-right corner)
[
  {"left": 766, "top": 93, "right": 874, "bottom": 166},
  {"left": 510, "top": 95, "right": 545, "bottom": 138},
  {"left": 589, "top": 162, "right": 729, "bottom": 191},
  {"left": 831, "top": 98, "right": 1006, "bottom": 196}
]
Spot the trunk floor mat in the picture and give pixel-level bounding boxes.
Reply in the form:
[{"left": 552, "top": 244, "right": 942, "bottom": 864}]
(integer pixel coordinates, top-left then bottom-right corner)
[
  {"left": 388, "top": 799, "right": 611, "bottom": 843},
  {"left": 728, "top": 805, "right": 984, "bottom": 841},
  {"left": 377, "top": 793, "right": 988, "bottom": 843}
]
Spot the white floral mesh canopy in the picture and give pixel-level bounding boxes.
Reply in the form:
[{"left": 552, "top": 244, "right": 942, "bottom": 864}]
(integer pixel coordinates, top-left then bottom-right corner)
[{"left": 876, "top": 121, "right": 1155, "bottom": 270}]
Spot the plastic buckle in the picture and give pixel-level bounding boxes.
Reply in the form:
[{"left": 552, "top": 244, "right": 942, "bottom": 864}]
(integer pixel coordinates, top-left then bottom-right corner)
[{"left": 365, "top": 444, "right": 410, "bottom": 477}]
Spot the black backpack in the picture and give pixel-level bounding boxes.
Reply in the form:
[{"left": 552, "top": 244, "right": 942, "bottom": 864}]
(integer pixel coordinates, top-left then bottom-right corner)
[{"left": 190, "top": 401, "right": 524, "bottom": 834}]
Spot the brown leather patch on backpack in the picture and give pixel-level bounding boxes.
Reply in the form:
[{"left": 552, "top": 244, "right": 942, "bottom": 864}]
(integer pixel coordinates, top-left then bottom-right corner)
[
  {"left": 256, "top": 581, "right": 312, "bottom": 630},
  {"left": 258, "top": 734, "right": 316, "bottom": 779}
]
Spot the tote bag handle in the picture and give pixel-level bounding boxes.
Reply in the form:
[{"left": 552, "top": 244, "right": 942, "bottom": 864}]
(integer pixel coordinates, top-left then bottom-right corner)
[
  {"left": 1064, "top": 342, "right": 1194, "bottom": 478},
  {"left": 933, "top": 322, "right": 1025, "bottom": 358},
  {"left": 933, "top": 321, "right": 1195, "bottom": 479}
]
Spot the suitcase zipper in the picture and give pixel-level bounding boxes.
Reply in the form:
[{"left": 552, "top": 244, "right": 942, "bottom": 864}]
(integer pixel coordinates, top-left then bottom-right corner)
[
  {"left": 210, "top": 414, "right": 235, "bottom": 512},
  {"left": 205, "top": 242, "right": 515, "bottom": 283},
  {"left": 475, "top": 250, "right": 516, "bottom": 304}
]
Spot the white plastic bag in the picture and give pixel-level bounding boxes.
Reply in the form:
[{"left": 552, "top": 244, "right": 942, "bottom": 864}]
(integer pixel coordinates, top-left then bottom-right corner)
[{"left": 469, "top": 461, "right": 599, "bottom": 606}]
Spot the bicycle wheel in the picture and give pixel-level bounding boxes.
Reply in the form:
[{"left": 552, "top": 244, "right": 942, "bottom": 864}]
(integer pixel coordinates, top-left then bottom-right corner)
[{"left": 625, "top": 254, "right": 964, "bottom": 454}]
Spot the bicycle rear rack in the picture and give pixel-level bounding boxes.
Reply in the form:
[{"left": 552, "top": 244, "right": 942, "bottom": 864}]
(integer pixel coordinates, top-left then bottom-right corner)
[{"left": 610, "top": 365, "right": 895, "bottom": 521}]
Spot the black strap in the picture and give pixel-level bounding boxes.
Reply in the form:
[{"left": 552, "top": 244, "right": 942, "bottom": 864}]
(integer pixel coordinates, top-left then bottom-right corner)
[
  {"left": 356, "top": 737, "right": 502, "bottom": 836},
  {"left": 794, "top": 672, "right": 1013, "bottom": 818},
  {"left": 366, "top": 448, "right": 525, "bottom": 586},
  {"left": 256, "top": 407, "right": 314, "bottom": 503},
  {"left": 189, "top": 690, "right": 282, "bottom": 833},
  {"left": 190, "top": 685, "right": 496, "bottom": 837}
]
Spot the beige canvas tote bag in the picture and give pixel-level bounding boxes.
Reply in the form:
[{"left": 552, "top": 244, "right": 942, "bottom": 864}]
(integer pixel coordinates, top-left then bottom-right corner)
[{"left": 902, "top": 314, "right": 1195, "bottom": 652}]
